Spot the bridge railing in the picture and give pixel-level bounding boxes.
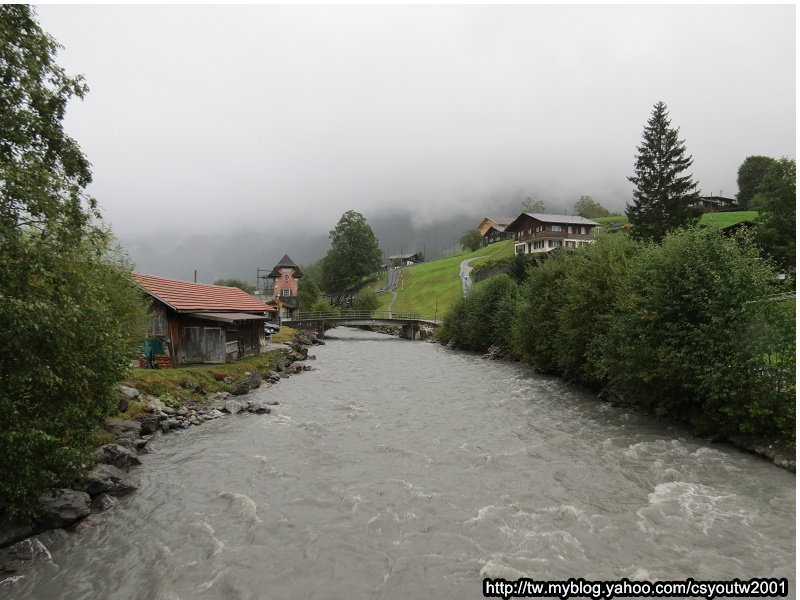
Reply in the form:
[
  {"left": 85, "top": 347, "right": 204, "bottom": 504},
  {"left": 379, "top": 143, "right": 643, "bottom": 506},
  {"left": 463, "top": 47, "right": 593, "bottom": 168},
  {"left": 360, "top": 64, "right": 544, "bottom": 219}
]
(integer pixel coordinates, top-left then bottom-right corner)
[{"left": 293, "top": 310, "right": 427, "bottom": 322}]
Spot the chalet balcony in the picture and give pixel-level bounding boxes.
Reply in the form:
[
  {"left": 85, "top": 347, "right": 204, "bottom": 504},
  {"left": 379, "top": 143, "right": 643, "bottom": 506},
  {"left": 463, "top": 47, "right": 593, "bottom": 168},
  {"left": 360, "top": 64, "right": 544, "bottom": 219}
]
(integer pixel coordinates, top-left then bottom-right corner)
[{"left": 513, "top": 229, "right": 595, "bottom": 242}]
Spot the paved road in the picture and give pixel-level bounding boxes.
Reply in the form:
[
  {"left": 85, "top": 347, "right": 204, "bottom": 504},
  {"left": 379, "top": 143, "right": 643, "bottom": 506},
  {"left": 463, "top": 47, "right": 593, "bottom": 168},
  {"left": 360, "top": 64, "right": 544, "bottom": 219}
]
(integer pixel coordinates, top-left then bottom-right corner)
[
  {"left": 459, "top": 258, "right": 477, "bottom": 297},
  {"left": 377, "top": 267, "right": 402, "bottom": 295}
]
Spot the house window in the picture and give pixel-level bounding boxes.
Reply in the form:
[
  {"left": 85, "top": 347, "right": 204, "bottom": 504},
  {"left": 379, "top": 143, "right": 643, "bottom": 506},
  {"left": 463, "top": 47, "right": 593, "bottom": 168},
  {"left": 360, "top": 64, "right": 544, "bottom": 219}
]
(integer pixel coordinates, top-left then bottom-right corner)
[
  {"left": 568, "top": 225, "right": 573, "bottom": 234},
  {"left": 552, "top": 225, "right": 562, "bottom": 232},
  {"left": 580, "top": 226, "right": 587, "bottom": 235},
  {"left": 284, "top": 274, "right": 289, "bottom": 281},
  {"left": 281, "top": 289, "right": 290, "bottom": 297}
]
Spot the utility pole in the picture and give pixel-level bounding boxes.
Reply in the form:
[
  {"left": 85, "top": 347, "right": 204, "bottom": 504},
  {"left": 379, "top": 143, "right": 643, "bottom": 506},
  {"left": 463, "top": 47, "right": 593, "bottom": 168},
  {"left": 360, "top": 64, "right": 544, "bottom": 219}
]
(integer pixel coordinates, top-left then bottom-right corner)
[{"left": 194, "top": 270, "right": 197, "bottom": 283}]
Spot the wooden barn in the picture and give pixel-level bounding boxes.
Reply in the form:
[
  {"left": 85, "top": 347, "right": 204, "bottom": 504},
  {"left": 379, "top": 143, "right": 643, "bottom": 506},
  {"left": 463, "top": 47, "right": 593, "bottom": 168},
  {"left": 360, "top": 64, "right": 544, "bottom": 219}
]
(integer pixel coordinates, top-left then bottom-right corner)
[{"left": 133, "top": 273, "right": 275, "bottom": 366}]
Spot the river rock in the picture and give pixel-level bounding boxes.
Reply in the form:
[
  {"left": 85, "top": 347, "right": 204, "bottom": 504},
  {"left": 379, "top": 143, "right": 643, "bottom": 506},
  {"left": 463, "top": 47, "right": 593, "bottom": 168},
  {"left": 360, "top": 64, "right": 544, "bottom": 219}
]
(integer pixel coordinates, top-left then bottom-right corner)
[
  {"left": 161, "top": 406, "right": 176, "bottom": 416},
  {"left": 207, "top": 391, "right": 231, "bottom": 403},
  {"left": 91, "top": 444, "right": 142, "bottom": 471},
  {"left": 0, "top": 530, "right": 68, "bottom": 573},
  {"left": 267, "top": 371, "right": 281, "bottom": 382},
  {"left": 159, "top": 420, "right": 170, "bottom": 433},
  {"left": 84, "top": 465, "right": 138, "bottom": 497},
  {"left": 247, "top": 372, "right": 262, "bottom": 390},
  {"left": 134, "top": 412, "right": 160, "bottom": 435},
  {"left": 224, "top": 400, "right": 244, "bottom": 414},
  {"left": 166, "top": 418, "right": 180, "bottom": 429},
  {"left": 118, "top": 385, "right": 140, "bottom": 399},
  {"left": 208, "top": 409, "right": 224, "bottom": 419},
  {"left": 141, "top": 394, "right": 165, "bottom": 413},
  {"left": 103, "top": 418, "right": 142, "bottom": 443},
  {"left": 91, "top": 493, "right": 118, "bottom": 512},
  {"left": 230, "top": 380, "right": 250, "bottom": 396},
  {"left": 482, "top": 345, "right": 503, "bottom": 360},
  {"left": 36, "top": 489, "right": 91, "bottom": 529},
  {"left": 312, "top": 338, "right": 325, "bottom": 345},
  {"left": 246, "top": 401, "right": 272, "bottom": 414},
  {"left": 0, "top": 517, "right": 35, "bottom": 549}
]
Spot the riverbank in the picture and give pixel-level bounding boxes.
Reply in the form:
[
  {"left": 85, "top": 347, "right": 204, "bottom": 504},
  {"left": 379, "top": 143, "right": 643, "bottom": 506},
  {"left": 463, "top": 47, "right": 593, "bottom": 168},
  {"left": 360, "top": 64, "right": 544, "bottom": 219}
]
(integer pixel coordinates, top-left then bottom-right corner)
[
  {"left": 0, "top": 330, "right": 324, "bottom": 583},
  {"left": 475, "top": 343, "right": 796, "bottom": 472}
]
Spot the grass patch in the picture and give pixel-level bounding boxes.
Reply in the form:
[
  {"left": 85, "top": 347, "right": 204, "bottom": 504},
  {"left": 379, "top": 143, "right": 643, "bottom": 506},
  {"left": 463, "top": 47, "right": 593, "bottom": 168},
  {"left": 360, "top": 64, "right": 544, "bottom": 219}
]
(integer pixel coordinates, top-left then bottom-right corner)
[
  {"left": 592, "top": 211, "right": 758, "bottom": 230},
  {"left": 700, "top": 211, "right": 758, "bottom": 228},
  {"left": 272, "top": 326, "right": 296, "bottom": 344},
  {"left": 387, "top": 241, "right": 514, "bottom": 317},
  {"left": 120, "top": 349, "right": 285, "bottom": 404}
]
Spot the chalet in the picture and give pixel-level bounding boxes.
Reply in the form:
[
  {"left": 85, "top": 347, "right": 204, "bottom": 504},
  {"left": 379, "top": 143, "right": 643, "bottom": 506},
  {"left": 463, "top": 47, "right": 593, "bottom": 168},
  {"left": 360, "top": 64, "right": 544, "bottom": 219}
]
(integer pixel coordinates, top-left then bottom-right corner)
[
  {"left": 476, "top": 216, "right": 515, "bottom": 237},
  {"left": 266, "top": 254, "right": 303, "bottom": 320},
  {"left": 504, "top": 213, "right": 599, "bottom": 255},
  {"left": 483, "top": 224, "right": 513, "bottom": 244},
  {"left": 691, "top": 196, "right": 742, "bottom": 213},
  {"left": 133, "top": 273, "right": 275, "bottom": 366},
  {"left": 388, "top": 252, "right": 423, "bottom": 267}
]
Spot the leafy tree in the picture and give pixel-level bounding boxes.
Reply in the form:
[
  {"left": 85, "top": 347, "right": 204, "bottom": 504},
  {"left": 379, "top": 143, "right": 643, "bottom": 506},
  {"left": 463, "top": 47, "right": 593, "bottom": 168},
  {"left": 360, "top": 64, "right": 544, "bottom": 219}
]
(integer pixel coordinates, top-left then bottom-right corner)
[
  {"left": 301, "top": 260, "right": 325, "bottom": 290},
  {"left": 626, "top": 101, "right": 701, "bottom": 241},
  {"left": 557, "top": 234, "right": 640, "bottom": 386},
  {"left": 511, "top": 251, "right": 572, "bottom": 372},
  {"left": 736, "top": 155, "right": 778, "bottom": 208},
  {"left": 0, "top": 6, "right": 146, "bottom": 517},
  {"left": 352, "top": 288, "right": 379, "bottom": 313},
  {"left": 573, "top": 195, "right": 610, "bottom": 218},
  {"left": 459, "top": 229, "right": 483, "bottom": 252},
  {"left": 321, "top": 210, "right": 382, "bottom": 292},
  {"left": 297, "top": 276, "right": 321, "bottom": 311},
  {"left": 522, "top": 196, "right": 545, "bottom": 213},
  {"left": 508, "top": 250, "right": 530, "bottom": 285},
  {"left": 597, "top": 228, "right": 792, "bottom": 437},
  {"left": 752, "top": 157, "right": 795, "bottom": 270},
  {"left": 213, "top": 278, "right": 255, "bottom": 294},
  {"left": 439, "top": 275, "right": 521, "bottom": 354},
  {"left": 309, "top": 297, "right": 339, "bottom": 315}
]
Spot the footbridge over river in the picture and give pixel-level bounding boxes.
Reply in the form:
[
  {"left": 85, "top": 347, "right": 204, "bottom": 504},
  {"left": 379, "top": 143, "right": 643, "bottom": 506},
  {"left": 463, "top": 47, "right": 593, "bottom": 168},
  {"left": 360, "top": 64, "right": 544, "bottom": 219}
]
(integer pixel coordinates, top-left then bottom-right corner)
[{"left": 282, "top": 311, "right": 440, "bottom": 340}]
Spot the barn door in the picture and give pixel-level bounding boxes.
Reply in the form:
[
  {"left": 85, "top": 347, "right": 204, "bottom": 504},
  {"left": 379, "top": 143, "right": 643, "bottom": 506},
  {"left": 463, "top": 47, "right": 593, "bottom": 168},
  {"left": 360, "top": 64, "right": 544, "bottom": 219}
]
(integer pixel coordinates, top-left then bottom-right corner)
[{"left": 204, "top": 327, "right": 225, "bottom": 363}]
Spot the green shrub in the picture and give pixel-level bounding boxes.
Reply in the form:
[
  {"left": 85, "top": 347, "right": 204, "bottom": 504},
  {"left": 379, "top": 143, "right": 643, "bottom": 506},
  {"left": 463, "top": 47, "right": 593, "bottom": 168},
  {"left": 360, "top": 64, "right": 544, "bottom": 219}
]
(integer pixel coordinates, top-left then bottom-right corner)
[
  {"left": 596, "top": 228, "right": 793, "bottom": 437},
  {"left": 352, "top": 288, "right": 379, "bottom": 313},
  {"left": 440, "top": 275, "right": 521, "bottom": 354}
]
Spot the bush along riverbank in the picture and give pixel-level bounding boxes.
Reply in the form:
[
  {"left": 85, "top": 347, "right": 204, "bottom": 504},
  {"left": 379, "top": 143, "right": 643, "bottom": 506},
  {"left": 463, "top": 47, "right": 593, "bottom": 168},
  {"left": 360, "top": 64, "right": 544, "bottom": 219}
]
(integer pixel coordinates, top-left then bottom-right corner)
[
  {"left": 438, "top": 228, "right": 796, "bottom": 471},
  {"left": 0, "top": 331, "right": 324, "bottom": 582}
]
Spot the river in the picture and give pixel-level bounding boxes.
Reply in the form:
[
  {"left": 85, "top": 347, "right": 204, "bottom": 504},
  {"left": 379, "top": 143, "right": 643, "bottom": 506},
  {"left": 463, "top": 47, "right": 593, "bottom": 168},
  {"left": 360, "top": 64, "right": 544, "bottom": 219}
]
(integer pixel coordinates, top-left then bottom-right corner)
[{"left": 7, "top": 328, "right": 795, "bottom": 599}]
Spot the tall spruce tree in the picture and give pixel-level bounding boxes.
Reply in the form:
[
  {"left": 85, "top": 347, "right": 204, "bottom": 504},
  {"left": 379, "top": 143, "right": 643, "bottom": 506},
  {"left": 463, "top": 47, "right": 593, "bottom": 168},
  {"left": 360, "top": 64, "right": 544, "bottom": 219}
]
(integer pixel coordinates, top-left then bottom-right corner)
[{"left": 626, "top": 101, "right": 701, "bottom": 241}]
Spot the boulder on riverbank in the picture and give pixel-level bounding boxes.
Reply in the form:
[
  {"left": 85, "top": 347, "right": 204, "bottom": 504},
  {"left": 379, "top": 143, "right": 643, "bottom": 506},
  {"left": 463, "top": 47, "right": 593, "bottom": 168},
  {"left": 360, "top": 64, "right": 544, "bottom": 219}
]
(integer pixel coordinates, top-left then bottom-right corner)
[
  {"left": 36, "top": 490, "right": 91, "bottom": 529},
  {"left": 84, "top": 465, "right": 139, "bottom": 497},
  {"left": 92, "top": 444, "right": 142, "bottom": 471}
]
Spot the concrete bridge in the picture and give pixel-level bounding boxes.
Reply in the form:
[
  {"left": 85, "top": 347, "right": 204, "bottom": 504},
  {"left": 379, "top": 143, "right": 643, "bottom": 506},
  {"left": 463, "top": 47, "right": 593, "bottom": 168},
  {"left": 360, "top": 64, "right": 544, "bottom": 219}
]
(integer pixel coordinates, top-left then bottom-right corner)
[{"left": 282, "top": 311, "right": 440, "bottom": 340}]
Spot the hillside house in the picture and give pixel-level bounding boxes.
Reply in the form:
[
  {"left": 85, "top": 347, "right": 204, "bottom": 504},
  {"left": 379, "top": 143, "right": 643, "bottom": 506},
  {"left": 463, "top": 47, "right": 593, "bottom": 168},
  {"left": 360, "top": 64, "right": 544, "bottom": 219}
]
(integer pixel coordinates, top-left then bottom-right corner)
[
  {"left": 483, "top": 224, "right": 513, "bottom": 244},
  {"left": 476, "top": 216, "right": 515, "bottom": 237},
  {"left": 505, "top": 213, "right": 599, "bottom": 255},
  {"left": 133, "top": 273, "right": 274, "bottom": 365},
  {"left": 388, "top": 252, "right": 423, "bottom": 267},
  {"left": 267, "top": 254, "right": 303, "bottom": 320},
  {"left": 691, "top": 195, "right": 741, "bottom": 213}
]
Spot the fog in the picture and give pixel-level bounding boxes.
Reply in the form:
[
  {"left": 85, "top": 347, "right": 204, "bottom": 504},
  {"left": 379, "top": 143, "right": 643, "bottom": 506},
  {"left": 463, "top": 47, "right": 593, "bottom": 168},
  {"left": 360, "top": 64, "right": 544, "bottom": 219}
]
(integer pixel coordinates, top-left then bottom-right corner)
[{"left": 37, "top": 5, "right": 795, "bottom": 282}]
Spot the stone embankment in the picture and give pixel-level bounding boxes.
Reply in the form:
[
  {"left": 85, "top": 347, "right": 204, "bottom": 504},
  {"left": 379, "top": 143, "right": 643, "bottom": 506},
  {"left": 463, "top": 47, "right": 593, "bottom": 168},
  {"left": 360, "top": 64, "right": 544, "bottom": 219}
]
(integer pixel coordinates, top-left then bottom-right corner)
[{"left": 0, "top": 332, "right": 324, "bottom": 582}]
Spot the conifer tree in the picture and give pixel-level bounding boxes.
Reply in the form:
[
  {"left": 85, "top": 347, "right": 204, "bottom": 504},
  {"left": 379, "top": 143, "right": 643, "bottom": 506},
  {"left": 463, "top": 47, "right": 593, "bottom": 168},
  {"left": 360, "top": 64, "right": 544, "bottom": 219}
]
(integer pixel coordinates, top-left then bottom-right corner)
[{"left": 626, "top": 102, "right": 701, "bottom": 241}]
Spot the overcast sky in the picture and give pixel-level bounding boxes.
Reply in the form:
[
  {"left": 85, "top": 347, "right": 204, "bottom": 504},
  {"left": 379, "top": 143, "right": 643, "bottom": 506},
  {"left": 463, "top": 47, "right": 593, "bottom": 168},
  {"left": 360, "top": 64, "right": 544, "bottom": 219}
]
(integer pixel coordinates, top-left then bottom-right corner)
[{"left": 36, "top": 4, "right": 795, "bottom": 281}]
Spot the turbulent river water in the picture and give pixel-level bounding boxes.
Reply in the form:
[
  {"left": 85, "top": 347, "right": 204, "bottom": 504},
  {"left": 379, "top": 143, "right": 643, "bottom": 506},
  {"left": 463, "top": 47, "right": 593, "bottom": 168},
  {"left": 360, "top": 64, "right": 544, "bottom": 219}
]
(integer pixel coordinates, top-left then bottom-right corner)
[{"left": 9, "top": 328, "right": 796, "bottom": 599}]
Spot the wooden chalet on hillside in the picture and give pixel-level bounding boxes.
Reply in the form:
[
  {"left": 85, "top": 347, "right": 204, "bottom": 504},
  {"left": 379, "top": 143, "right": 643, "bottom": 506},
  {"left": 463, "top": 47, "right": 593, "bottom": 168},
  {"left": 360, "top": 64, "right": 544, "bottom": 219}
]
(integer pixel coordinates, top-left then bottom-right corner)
[
  {"left": 505, "top": 213, "right": 599, "bottom": 255},
  {"left": 133, "top": 273, "right": 275, "bottom": 366}
]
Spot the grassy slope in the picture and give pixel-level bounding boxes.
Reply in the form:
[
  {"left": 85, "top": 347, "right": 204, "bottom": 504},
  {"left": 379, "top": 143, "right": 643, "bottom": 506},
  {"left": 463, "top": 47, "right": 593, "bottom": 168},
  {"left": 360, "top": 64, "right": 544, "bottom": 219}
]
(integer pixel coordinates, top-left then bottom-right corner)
[
  {"left": 386, "top": 241, "right": 514, "bottom": 317},
  {"left": 593, "top": 211, "right": 758, "bottom": 228}
]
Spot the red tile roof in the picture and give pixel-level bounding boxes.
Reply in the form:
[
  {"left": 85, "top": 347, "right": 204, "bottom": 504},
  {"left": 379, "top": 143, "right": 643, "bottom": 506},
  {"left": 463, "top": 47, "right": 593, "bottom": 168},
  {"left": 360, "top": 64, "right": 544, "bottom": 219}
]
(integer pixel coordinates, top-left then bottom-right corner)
[{"left": 132, "top": 273, "right": 273, "bottom": 313}]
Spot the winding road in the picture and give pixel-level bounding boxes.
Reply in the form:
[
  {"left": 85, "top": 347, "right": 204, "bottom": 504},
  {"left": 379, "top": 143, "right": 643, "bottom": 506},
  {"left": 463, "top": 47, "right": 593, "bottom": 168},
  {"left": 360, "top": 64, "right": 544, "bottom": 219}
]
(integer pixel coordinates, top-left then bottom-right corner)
[{"left": 459, "top": 257, "right": 477, "bottom": 297}]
